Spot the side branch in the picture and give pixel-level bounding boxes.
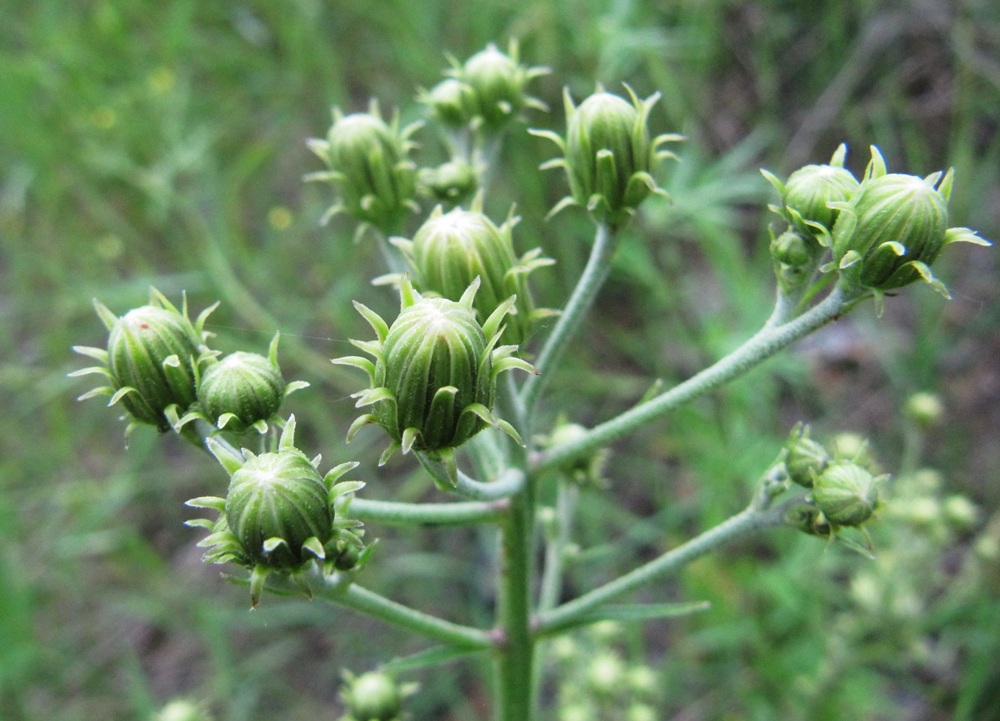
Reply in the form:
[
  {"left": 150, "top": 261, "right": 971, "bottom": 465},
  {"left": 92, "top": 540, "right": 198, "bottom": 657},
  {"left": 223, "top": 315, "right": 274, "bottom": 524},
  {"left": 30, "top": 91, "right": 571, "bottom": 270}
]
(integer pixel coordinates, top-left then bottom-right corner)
[{"left": 533, "top": 286, "right": 859, "bottom": 474}]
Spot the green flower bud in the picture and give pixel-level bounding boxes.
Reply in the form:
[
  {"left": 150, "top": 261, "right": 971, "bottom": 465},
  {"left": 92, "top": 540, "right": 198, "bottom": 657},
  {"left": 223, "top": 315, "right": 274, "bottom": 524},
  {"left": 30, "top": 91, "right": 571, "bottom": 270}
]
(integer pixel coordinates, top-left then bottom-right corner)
[
  {"left": 539, "top": 418, "right": 609, "bottom": 487},
  {"left": 904, "top": 391, "right": 944, "bottom": 430},
  {"left": 393, "top": 201, "right": 553, "bottom": 345},
  {"left": 829, "top": 146, "right": 990, "bottom": 298},
  {"left": 153, "top": 699, "right": 214, "bottom": 721},
  {"left": 811, "top": 460, "right": 882, "bottom": 526},
  {"left": 71, "top": 288, "right": 216, "bottom": 433},
  {"left": 341, "top": 671, "right": 403, "bottom": 721},
  {"left": 307, "top": 101, "right": 421, "bottom": 234},
  {"left": 418, "top": 158, "right": 478, "bottom": 206},
  {"left": 195, "top": 334, "right": 307, "bottom": 434},
  {"left": 186, "top": 418, "right": 365, "bottom": 606},
  {"left": 449, "top": 42, "right": 547, "bottom": 130},
  {"left": 784, "top": 423, "right": 830, "bottom": 488},
  {"left": 333, "top": 278, "right": 534, "bottom": 476},
  {"left": 533, "top": 85, "right": 681, "bottom": 228},
  {"left": 421, "top": 78, "right": 476, "bottom": 127},
  {"left": 770, "top": 228, "right": 824, "bottom": 294},
  {"left": 762, "top": 144, "right": 859, "bottom": 237}
]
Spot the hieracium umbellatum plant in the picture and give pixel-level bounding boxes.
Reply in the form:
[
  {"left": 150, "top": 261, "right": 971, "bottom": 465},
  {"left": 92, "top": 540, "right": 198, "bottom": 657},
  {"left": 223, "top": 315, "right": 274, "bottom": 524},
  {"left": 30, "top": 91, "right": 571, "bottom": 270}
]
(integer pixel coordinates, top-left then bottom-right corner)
[{"left": 70, "top": 41, "right": 992, "bottom": 721}]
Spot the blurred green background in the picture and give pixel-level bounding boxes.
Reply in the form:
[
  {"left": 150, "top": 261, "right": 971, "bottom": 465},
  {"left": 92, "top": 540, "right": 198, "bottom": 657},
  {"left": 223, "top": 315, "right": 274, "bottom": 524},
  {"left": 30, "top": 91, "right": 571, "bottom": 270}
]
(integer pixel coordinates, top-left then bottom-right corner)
[{"left": 3, "top": 0, "right": 999, "bottom": 719}]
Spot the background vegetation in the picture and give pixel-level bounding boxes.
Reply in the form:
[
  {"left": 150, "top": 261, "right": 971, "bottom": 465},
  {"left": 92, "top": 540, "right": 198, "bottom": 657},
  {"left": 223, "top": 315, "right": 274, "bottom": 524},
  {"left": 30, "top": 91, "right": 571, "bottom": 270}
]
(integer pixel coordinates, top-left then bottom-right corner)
[{"left": 2, "top": 0, "right": 998, "bottom": 719}]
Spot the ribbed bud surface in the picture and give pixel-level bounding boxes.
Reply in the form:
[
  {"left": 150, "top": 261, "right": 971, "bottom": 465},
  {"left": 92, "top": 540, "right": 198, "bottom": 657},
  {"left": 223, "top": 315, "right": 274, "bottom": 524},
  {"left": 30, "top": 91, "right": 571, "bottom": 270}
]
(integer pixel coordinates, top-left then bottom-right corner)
[
  {"left": 198, "top": 351, "right": 284, "bottom": 431},
  {"left": 380, "top": 297, "right": 490, "bottom": 450},
  {"left": 225, "top": 450, "right": 332, "bottom": 568},
  {"left": 833, "top": 173, "right": 949, "bottom": 290},
  {"left": 812, "top": 460, "right": 879, "bottom": 526},
  {"left": 107, "top": 305, "right": 201, "bottom": 429},
  {"left": 783, "top": 163, "right": 859, "bottom": 231}
]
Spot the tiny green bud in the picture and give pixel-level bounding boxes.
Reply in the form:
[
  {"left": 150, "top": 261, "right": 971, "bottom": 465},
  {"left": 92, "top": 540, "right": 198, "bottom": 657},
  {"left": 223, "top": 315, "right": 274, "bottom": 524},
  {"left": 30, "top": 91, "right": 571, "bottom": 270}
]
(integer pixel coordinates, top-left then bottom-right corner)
[
  {"left": 152, "top": 699, "right": 214, "bottom": 721},
  {"left": 830, "top": 146, "right": 990, "bottom": 298},
  {"left": 904, "top": 391, "right": 944, "bottom": 429},
  {"left": 811, "top": 460, "right": 881, "bottom": 526},
  {"left": 770, "top": 228, "right": 824, "bottom": 294},
  {"left": 198, "top": 351, "right": 284, "bottom": 433},
  {"left": 307, "top": 102, "right": 420, "bottom": 233},
  {"left": 394, "top": 203, "right": 553, "bottom": 345},
  {"left": 422, "top": 78, "right": 475, "bottom": 127},
  {"left": 341, "top": 671, "right": 403, "bottom": 721},
  {"left": 784, "top": 423, "right": 830, "bottom": 488},
  {"left": 586, "top": 652, "right": 626, "bottom": 696},
  {"left": 533, "top": 85, "right": 680, "bottom": 228},
  {"left": 418, "top": 158, "right": 478, "bottom": 206},
  {"left": 71, "top": 289, "right": 216, "bottom": 433}
]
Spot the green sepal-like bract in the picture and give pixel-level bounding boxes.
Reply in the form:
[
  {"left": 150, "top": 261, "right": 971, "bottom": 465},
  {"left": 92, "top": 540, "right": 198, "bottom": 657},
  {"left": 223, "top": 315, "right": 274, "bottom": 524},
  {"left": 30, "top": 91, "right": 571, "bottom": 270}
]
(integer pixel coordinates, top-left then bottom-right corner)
[
  {"left": 333, "top": 277, "right": 534, "bottom": 467},
  {"left": 392, "top": 199, "right": 555, "bottom": 346},
  {"left": 185, "top": 417, "right": 366, "bottom": 607},
  {"left": 70, "top": 288, "right": 218, "bottom": 434}
]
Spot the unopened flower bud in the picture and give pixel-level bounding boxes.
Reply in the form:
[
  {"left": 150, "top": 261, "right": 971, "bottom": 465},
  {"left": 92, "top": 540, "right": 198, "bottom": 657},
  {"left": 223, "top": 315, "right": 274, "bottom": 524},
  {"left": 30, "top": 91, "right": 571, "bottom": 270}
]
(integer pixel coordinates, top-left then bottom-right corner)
[
  {"left": 333, "top": 278, "right": 534, "bottom": 474},
  {"left": 784, "top": 423, "right": 830, "bottom": 488},
  {"left": 418, "top": 159, "right": 478, "bottom": 206},
  {"left": 811, "top": 460, "right": 881, "bottom": 526},
  {"left": 829, "top": 146, "right": 989, "bottom": 298},
  {"left": 195, "top": 334, "right": 307, "bottom": 434},
  {"left": 341, "top": 671, "right": 403, "bottom": 721},
  {"left": 763, "top": 144, "right": 859, "bottom": 237},
  {"left": 904, "top": 391, "right": 944, "bottom": 430},
  {"left": 533, "top": 86, "right": 680, "bottom": 228},
  {"left": 770, "top": 229, "right": 823, "bottom": 293},
  {"left": 186, "top": 418, "right": 364, "bottom": 606},
  {"left": 422, "top": 78, "right": 475, "bottom": 127},
  {"left": 394, "top": 203, "right": 553, "bottom": 345},
  {"left": 307, "top": 102, "right": 420, "bottom": 233},
  {"left": 153, "top": 699, "right": 214, "bottom": 721},
  {"left": 71, "top": 289, "right": 216, "bottom": 433}
]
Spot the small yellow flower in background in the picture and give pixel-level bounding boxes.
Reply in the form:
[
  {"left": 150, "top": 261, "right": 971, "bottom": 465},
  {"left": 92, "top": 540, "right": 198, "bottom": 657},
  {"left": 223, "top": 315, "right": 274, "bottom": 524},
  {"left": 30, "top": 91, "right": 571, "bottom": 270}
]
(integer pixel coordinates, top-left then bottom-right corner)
[
  {"left": 268, "top": 205, "right": 294, "bottom": 231},
  {"left": 148, "top": 66, "right": 176, "bottom": 95}
]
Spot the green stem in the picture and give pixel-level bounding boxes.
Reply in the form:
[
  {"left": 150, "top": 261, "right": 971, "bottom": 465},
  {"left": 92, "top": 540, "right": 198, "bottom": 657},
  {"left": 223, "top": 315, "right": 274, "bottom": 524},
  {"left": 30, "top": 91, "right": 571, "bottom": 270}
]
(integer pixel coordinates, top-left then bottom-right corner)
[
  {"left": 534, "top": 496, "right": 797, "bottom": 637},
  {"left": 520, "top": 222, "right": 617, "bottom": 425},
  {"left": 313, "top": 578, "right": 494, "bottom": 650},
  {"left": 416, "top": 452, "right": 525, "bottom": 501},
  {"left": 495, "top": 485, "right": 536, "bottom": 721},
  {"left": 533, "top": 285, "right": 860, "bottom": 475},
  {"left": 349, "top": 497, "right": 508, "bottom": 526}
]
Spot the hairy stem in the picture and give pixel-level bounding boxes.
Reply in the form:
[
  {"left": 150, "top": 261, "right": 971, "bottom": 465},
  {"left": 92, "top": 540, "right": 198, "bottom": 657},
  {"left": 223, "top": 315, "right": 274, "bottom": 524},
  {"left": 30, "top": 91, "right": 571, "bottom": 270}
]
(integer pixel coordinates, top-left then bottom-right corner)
[
  {"left": 533, "top": 285, "right": 861, "bottom": 474},
  {"left": 534, "top": 496, "right": 799, "bottom": 637},
  {"left": 520, "top": 222, "right": 617, "bottom": 426},
  {"left": 349, "top": 497, "right": 508, "bottom": 525}
]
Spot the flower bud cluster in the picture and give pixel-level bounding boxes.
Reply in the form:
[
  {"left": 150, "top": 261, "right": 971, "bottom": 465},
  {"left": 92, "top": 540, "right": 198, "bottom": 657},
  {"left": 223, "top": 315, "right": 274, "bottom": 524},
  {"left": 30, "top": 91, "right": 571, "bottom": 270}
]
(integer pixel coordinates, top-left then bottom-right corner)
[
  {"left": 764, "top": 145, "right": 990, "bottom": 305},
  {"left": 72, "top": 289, "right": 307, "bottom": 439},
  {"left": 186, "top": 417, "right": 366, "bottom": 607},
  {"left": 333, "top": 277, "right": 534, "bottom": 482},
  {"left": 781, "top": 424, "right": 886, "bottom": 541},
  {"left": 550, "top": 622, "right": 662, "bottom": 721},
  {"left": 424, "top": 42, "right": 547, "bottom": 132},
  {"left": 533, "top": 85, "right": 681, "bottom": 228}
]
